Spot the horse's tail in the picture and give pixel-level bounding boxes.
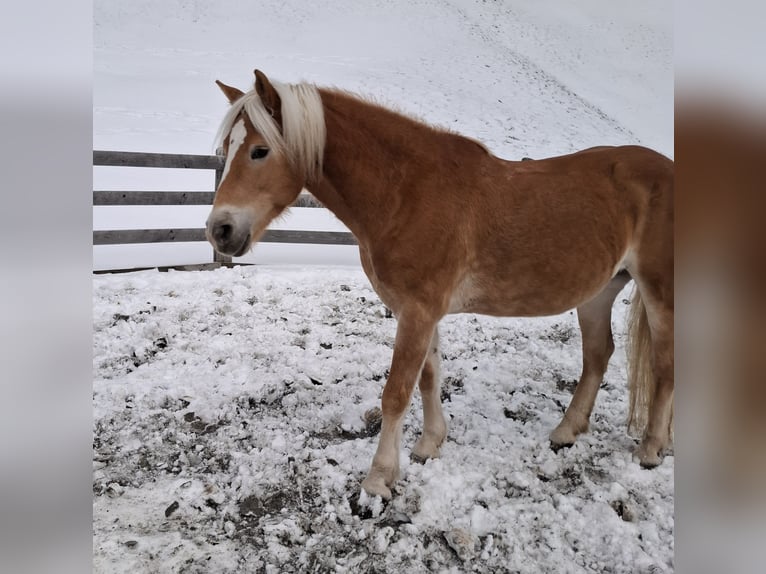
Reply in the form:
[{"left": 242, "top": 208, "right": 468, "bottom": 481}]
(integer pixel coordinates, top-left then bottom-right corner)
[{"left": 626, "top": 288, "right": 654, "bottom": 436}]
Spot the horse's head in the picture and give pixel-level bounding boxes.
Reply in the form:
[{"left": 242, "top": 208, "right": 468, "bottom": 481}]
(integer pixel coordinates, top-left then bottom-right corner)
[{"left": 206, "top": 70, "right": 325, "bottom": 257}]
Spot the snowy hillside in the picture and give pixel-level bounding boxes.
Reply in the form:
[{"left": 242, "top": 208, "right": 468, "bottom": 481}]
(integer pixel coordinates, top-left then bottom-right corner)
[
  {"left": 93, "top": 1, "right": 673, "bottom": 572},
  {"left": 93, "top": 0, "right": 672, "bottom": 270}
]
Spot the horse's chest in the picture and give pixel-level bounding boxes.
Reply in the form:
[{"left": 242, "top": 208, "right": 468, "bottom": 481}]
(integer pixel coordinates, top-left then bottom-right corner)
[
  {"left": 359, "top": 249, "right": 402, "bottom": 312},
  {"left": 363, "top": 274, "right": 402, "bottom": 316}
]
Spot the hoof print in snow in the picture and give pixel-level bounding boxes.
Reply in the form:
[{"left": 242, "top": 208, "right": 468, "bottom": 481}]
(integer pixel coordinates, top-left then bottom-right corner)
[
  {"left": 165, "top": 500, "right": 180, "bottom": 518},
  {"left": 238, "top": 495, "right": 262, "bottom": 518},
  {"left": 443, "top": 528, "right": 477, "bottom": 561},
  {"left": 111, "top": 313, "right": 130, "bottom": 325},
  {"left": 542, "top": 323, "right": 575, "bottom": 344},
  {"left": 105, "top": 482, "right": 125, "bottom": 498},
  {"left": 362, "top": 407, "right": 382, "bottom": 435},
  {"left": 378, "top": 510, "right": 412, "bottom": 530},
  {"left": 503, "top": 405, "right": 535, "bottom": 423},
  {"left": 239, "top": 491, "right": 290, "bottom": 523},
  {"left": 440, "top": 376, "right": 464, "bottom": 402},
  {"left": 351, "top": 490, "right": 387, "bottom": 519},
  {"left": 127, "top": 336, "right": 168, "bottom": 370},
  {"left": 314, "top": 416, "right": 381, "bottom": 443},
  {"left": 370, "top": 525, "right": 395, "bottom": 554},
  {"left": 349, "top": 496, "right": 373, "bottom": 520},
  {"left": 184, "top": 412, "right": 220, "bottom": 435},
  {"left": 555, "top": 376, "right": 578, "bottom": 393}
]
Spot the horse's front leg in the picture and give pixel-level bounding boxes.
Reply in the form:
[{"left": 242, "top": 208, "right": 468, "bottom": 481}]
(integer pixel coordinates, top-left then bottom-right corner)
[{"left": 361, "top": 305, "right": 439, "bottom": 499}]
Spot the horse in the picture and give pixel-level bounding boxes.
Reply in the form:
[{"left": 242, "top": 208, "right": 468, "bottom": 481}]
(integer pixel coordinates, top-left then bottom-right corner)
[{"left": 206, "top": 70, "right": 674, "bottom": 499}]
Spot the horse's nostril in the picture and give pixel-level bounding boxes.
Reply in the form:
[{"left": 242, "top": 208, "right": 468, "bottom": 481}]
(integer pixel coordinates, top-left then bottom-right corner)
[{"left": 214, "top": 223, "right": 233, "bottom": 242}]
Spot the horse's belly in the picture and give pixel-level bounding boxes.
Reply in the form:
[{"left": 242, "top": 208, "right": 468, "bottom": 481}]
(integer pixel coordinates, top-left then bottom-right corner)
[{"left": 448, "top": 264, "right": 622, "bottom": 317}]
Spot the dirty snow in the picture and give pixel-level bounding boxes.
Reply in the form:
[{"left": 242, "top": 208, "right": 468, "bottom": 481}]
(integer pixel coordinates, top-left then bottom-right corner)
[{"left": 93, "top": 267, "right": 673, "bottom": 573}]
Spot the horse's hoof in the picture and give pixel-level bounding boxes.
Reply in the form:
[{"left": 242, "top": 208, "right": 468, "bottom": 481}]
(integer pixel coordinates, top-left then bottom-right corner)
[
  {"left": 361, "top": 465, "right": 396, "bottom": 500},
  {"left": 411, "top": 436, "right": 443, "bottom": 462},
  {"left": 410, "top": 452, "right": 428, "bottom": 464},
  {"left": 549, "top": 423, "right": 581, "bottom": 450},
  {"left": 360, "top": 476, "right": 392, "bottom": 500},
  {"left": 549, "top": 424, "right": 576, "bottom": 453},
  {"left": 635, "top": 443, "right": 663, "bottom": 468},
  {"left": 549, "top": 440, "right": 574, "bottom": 454},
  {"left": 636, "top": 451, "right": 663, "bottom": 469}
]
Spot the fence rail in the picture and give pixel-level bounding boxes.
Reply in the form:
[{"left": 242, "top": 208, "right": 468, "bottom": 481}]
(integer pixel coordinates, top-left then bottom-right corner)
[
  {"left": 93, "top": 229, "right": 357, "bottom": 246},
  {"left": 93, "top": 150, "right": 356, "bottom": 270},
  {"left": 93, "top": 150, "right": 224, "bottom": 170},
  {"left": 92, "top": 190, "right": 320, "bottom": 208}
]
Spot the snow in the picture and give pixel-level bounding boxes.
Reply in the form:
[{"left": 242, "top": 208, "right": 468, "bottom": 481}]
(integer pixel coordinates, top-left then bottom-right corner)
[
  {"left": 93, "top": 0, "right": 673, "bottom": 571},
  {"left": 93, "top": 267, "right": 673, "bottom": 573},
  {"left": 93, "top": 0, "right": 672, "bottom": 270}
]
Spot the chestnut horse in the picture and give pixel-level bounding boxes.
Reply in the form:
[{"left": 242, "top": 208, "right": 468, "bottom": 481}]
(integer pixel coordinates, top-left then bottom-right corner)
[{"left": 206, "top": 70, "right": 673, "bottom": 499}]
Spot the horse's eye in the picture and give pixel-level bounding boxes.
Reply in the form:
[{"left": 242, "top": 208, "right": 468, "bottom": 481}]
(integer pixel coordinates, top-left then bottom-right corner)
[{"left": 251, "top": 147, "right": 269, "bottom": 160}]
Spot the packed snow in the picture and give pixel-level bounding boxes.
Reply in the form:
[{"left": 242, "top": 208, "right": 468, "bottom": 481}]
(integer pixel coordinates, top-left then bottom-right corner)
[{"left": 93, "top": 0, "right": 673, "bottom": 571}]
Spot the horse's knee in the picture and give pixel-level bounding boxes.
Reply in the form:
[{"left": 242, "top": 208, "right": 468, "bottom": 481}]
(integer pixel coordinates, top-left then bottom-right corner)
[{"left": 381, "top": 383, "right": 410, "bottom": 416}]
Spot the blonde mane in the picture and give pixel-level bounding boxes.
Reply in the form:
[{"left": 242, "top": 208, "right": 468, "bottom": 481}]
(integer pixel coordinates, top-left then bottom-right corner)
[{"left": 215, "top": 81, "right": 326, "bottom": 184}]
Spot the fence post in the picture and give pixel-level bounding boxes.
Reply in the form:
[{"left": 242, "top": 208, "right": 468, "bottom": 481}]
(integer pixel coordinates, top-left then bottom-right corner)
[{"left": 211, "top": 147, "right": 232, "bottom": 267}]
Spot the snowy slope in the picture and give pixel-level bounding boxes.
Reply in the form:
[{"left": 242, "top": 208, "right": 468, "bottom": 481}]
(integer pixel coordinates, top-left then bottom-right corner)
[
  {"left": 93, "top": 0, "right": 672, "bottom": 270},
  {"left": 94, "top": 0, "right": 672, "bottom": 156}
]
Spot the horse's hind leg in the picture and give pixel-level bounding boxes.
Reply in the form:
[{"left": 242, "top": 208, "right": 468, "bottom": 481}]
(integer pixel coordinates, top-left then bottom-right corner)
[
  {"left": 412, "top": 328, "right": 448, "bottom": 462},
  {"left": 632, "top": 276, "right": 674, "bottom": 467},
  {"left": 550, "top": 272, "right": 631, "bottom": 448}
]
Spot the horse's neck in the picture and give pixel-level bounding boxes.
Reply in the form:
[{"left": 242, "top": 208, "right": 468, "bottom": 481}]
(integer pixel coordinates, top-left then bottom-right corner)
[{"left": 307, "top": 91, "right": 423, "bottom": 243}]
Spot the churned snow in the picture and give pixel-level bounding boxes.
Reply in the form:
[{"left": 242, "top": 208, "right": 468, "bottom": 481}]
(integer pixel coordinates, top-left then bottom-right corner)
[{"left": 93, "top": 267, "right": 673, "bottom": 572}]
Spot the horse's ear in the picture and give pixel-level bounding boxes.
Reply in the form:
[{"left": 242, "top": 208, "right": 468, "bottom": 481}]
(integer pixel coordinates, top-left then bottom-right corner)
[
  {"left": 215, "top": 80, "right": 245, "bottom": 104},
  {"left": 254, "top": 69, "right": 282, "bottom": 122}
]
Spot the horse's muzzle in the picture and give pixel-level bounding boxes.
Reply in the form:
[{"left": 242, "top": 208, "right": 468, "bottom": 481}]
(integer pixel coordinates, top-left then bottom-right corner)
[{"left": 206, "top": 210, "right": 253, "bottom": 257}]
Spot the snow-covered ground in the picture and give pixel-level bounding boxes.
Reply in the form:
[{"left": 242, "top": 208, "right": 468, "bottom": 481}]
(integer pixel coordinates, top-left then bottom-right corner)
[
  {"left": 93, "top": 0, "right": 673, "bottom": 571},
  {"left": 93, "top": 267, "right": 673, "bottom": 572}
]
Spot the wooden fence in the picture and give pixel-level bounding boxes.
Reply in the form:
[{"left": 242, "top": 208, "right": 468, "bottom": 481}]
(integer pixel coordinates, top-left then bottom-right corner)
[{"left": 93, "top": 150, "right": 356, "bottom": 271}]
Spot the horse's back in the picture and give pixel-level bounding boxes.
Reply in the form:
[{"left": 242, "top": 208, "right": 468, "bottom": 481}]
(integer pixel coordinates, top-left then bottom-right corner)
[
  {"left": 510, "top": 145, "right": 671, "bottom": 179},
  {"left": 450, "top": 145, "right": 673, "bottom": 317}
]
